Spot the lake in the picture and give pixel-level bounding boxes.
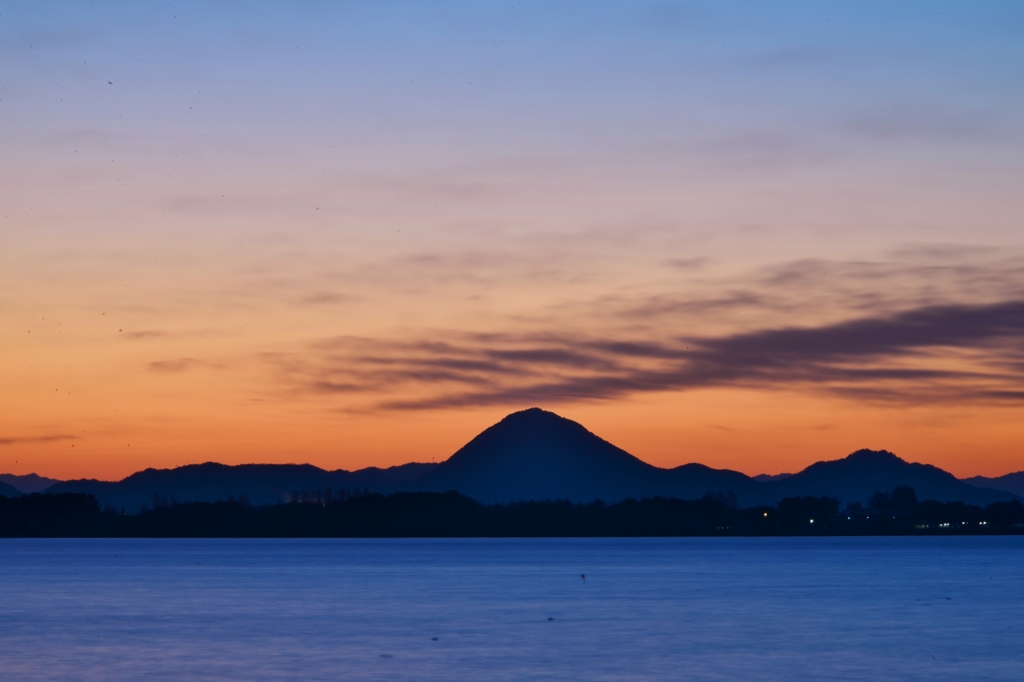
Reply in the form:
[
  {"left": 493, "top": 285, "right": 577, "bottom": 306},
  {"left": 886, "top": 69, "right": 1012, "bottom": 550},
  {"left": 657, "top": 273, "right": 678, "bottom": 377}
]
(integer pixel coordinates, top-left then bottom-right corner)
[{"left": 1, "top": 537, "right": 1021, "bottom": 681}]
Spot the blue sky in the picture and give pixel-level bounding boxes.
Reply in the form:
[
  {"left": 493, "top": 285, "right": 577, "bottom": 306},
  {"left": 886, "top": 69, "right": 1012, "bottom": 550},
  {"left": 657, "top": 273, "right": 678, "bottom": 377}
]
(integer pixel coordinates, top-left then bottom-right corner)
[{"left": 3, "top": 1, "right": 1024, "bottom": 479}]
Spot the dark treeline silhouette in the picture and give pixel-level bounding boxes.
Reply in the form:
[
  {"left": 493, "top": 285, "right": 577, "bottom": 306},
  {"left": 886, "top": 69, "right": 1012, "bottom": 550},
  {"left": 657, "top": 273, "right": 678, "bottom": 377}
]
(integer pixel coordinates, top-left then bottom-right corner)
[{"left": 2, "top": 486, "right": 1023, "bottom": 537}]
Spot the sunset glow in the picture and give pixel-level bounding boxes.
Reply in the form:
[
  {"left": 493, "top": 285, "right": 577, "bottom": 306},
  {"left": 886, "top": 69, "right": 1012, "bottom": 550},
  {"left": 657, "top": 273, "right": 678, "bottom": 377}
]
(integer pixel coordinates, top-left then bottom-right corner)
[{"left": 3, "top": 1, "right": 1023, "bottom": 480}]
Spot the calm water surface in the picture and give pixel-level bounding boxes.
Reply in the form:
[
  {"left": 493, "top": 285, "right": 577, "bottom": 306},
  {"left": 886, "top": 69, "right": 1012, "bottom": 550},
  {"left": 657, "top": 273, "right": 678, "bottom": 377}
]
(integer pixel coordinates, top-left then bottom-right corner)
[{"left": 0, "top": 537, "right": 1021, "bottom": 681}]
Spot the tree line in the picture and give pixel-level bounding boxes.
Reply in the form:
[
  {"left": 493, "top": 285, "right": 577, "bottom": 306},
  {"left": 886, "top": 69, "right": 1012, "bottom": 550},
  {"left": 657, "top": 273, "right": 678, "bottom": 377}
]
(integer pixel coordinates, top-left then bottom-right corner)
[{"left": 1, "top": 486, "right": 1022, "bottom": 537}]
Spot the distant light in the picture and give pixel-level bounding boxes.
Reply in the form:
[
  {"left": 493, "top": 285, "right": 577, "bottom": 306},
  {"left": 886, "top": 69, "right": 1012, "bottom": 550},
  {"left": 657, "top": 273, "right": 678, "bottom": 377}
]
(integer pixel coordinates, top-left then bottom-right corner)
[
  {"left": 763, "top": 512, "right": 768, "bottom": 517},
  {"left": 809, "top": 519, "right": 814, "bottom": 524}
]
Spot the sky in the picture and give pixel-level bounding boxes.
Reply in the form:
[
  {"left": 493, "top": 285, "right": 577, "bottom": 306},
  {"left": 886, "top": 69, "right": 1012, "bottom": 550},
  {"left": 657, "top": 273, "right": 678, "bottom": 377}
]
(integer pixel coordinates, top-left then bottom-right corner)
[{"left": 2, "top": 1, "right": 1024, "bottom": 481}]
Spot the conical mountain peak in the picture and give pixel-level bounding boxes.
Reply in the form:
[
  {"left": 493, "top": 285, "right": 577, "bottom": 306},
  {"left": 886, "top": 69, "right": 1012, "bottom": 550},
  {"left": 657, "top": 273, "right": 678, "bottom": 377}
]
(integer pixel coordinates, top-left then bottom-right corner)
[
  {"left": 32, "top": 410, "right": 1017, "bottom": 509},
  {"left": 504, "top": 407, "right": 549, "bottom": 418},
  {"left": 843, "top": 449, "right": 903, "bottom": 464},
  {"left": 414, "top": 408, "right": 655, "bottom": 503},
  {"left": 413, "top": 408, "right": 755, "bottom": 504},
  {"left": 481, "top": 408, "right": 598, "bottom": 444},
  {"left": 493, "top": 407, "right": 579, "bottom": 428},
  {"left": 760, "top": 446, "right": 1011, "bottom": 506}
]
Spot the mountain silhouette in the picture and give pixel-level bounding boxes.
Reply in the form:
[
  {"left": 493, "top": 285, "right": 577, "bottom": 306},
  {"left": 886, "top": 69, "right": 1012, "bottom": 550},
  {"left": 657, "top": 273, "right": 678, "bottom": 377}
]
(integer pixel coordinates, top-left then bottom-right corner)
[
  {"left": 409, "top": 408, "right": 756, "bottom": 504},
  {"left": 45, "top": 462, "right": 437, "bottom": 513},
  {"left": 752, "top": 473, "right": 793, "bottom": 482},
  {"left": 0, "top": 480, "right": 21, "bottom": 497},
  {"left": 33, "top": 409, "right": 1020, "bottom": 510},
  {"left": 0, "top": 473, "right": 61, "bottom": 494},
  {"left": 757, "top": 449, "right": 1013, "bottom": 506},
  {"left": 963, "top": 471, "right": 1024, "bottom": 498}
]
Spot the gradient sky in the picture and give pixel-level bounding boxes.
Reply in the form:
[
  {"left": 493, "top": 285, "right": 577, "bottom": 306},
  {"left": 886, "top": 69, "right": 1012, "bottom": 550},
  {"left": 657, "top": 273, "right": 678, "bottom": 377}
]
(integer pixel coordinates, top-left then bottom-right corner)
[{"left": 3, "top": 1, "right": 1024, "bottom": 481}]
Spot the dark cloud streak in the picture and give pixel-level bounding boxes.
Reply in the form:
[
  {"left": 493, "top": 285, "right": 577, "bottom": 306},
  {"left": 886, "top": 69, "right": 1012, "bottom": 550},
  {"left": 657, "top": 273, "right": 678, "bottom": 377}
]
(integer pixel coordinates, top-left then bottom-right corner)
[
  {"left": 270, "top": 300, "right": 1024, "bottom": 411},
  {"left": 0, "top": 434, "right": 76, "bottom": 446},
  {"left": 148, "top": 358, "right": 203, "bottom": 373}
]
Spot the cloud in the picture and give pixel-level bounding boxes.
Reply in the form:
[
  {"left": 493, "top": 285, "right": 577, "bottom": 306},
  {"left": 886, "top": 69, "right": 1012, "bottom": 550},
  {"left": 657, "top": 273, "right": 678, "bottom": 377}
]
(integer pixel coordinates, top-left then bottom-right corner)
[
  {"left": 148, "top": 358, "right": 204, "bottom": 373},
  {"left": 663, "top": 257, "right": 708, "bottom": 270},
  {"left": 688, "top": 129, "right": 836, "bottom": 173},
  {"left": 299, "top": 292, "right": 354, "bottom": 306},
  {"left": 0, "top": 435, "right": 76, "bottom": 446},
  {"left": 843, "top": 105, "right": 1001, "bottom": 144},
  {"left": 543, "top": 250, "right": 1024, "bottom": 347},
  {"left": 728, "top": 253, "right": 1024, "bottom": 319},
  {"left": 266, "top": 299, "right": 1024, "bottom": 411},
  {"left": 694, "top": 301, "right": 1024, "bottom": 364},
  {"left": 247, "top": 247, "right": 1024, "bottom": 412},
  {"left": 610, "top": 291, "right": 765, "bottom": 320}
]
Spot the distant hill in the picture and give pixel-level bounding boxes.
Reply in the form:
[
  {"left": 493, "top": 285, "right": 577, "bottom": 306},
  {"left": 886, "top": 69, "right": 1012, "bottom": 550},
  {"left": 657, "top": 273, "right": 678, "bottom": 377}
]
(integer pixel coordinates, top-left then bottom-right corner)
[
  {"left": 0, "top": 473, "right": 62, "bottom": 494},
  {"left": 409, "top": 408, "right": 758, "bottom": 504},
  {"left": 756, "top": 450, "right": 1014, "bottom": 507},
  {"left": 34, "top": 409, "right": 1021, "bottom": 511},
  {"left": 753, "top": 473, "right": 793, "bottom": 483},
  {"left": 0, "top": 480, "right": 22, "bottom": 498},
  {"left": 45, "top": 462, "right": 437, "bottom": 513},
  {"left": 964, "top": 471, "right": 1024, "bottom": 498},
  {"left": 407, "top": 410, "right": 1015, "bottom": 506}
]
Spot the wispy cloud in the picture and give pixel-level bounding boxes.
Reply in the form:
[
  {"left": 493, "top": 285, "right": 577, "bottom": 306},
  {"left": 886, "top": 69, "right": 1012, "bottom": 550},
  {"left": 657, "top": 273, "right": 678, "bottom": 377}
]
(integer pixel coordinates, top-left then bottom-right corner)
[
  {"left": 148, "top": 358, "right": 205, "bottom": 373},
  {"left": 663, "top": 256, "right": 709, "bottom": 270},
  {"left": 843, "top": 105, "right": 1001, "bottom": 144},
  {"left": 298, "top": 292, "right": 355, "bottom": 306},
  {"left": 265, "top": 298, "right": 1024, "bottom": 411},
  {"left": 0, "top": 434, "right": 76, "bottom": 446},
  {"left": 239, "top": 247, "right": 1024, "bottom": 412}
]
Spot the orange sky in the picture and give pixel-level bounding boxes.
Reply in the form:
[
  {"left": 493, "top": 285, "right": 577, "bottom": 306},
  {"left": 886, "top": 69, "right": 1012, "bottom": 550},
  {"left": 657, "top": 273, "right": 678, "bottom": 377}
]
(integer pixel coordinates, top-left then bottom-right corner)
[{"left": 2, "top": 2, "right": 1023, "bottom": 481}]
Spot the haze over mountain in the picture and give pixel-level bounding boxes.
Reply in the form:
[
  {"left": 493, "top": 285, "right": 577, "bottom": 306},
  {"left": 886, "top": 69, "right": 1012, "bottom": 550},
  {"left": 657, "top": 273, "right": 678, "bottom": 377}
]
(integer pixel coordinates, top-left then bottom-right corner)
[
  {"left": 43, "top": 462, "right": 435, "bottom": 513},
  {"left": 0, "top": 480, "right": 22, "bottom": 498},
  {"left": 5, "top": 408, "right": 1019, "bottom": 511},
  {"left": 963, "top": 472, "right": 1024, "bottom": 499},
  {"left": 754, "top": 449, "right": 1012, "bottom": 507},
  {"left": 753, "top": 473, "right": 793, "bottom": 483},
  {"left": 0, "top": 473, "right": 61, "bottom": 494}
]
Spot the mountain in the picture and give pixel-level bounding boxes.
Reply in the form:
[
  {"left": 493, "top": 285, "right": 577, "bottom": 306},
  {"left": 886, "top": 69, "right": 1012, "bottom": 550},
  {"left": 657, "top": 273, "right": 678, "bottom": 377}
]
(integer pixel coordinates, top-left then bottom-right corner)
[
  {"left": 0, "top": 473, "right": 62, "bottom": 494},
  {"left": 34, "top": 409, "right": 1020, "bottom": 511},
  {"left": 753, "top": 473, "right": 793, "bottom": 483},
  {"left": 963, "top": 471, "right": 1024, "bottom": 498},
  {"left": 408, "top": 408, "right": 758, "bottom": 504},
  {"left": 406, "top": 410, "right": 1016, "bottom": 506},
  {"left": 0, "top": 480, "right": 22, "bottom": 497},
  {"left": 45, "top": 462, "right": 437, "bottom": 513},
  {"left": 757, "top": 449, "right": 1015, "bottom": 507}
]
